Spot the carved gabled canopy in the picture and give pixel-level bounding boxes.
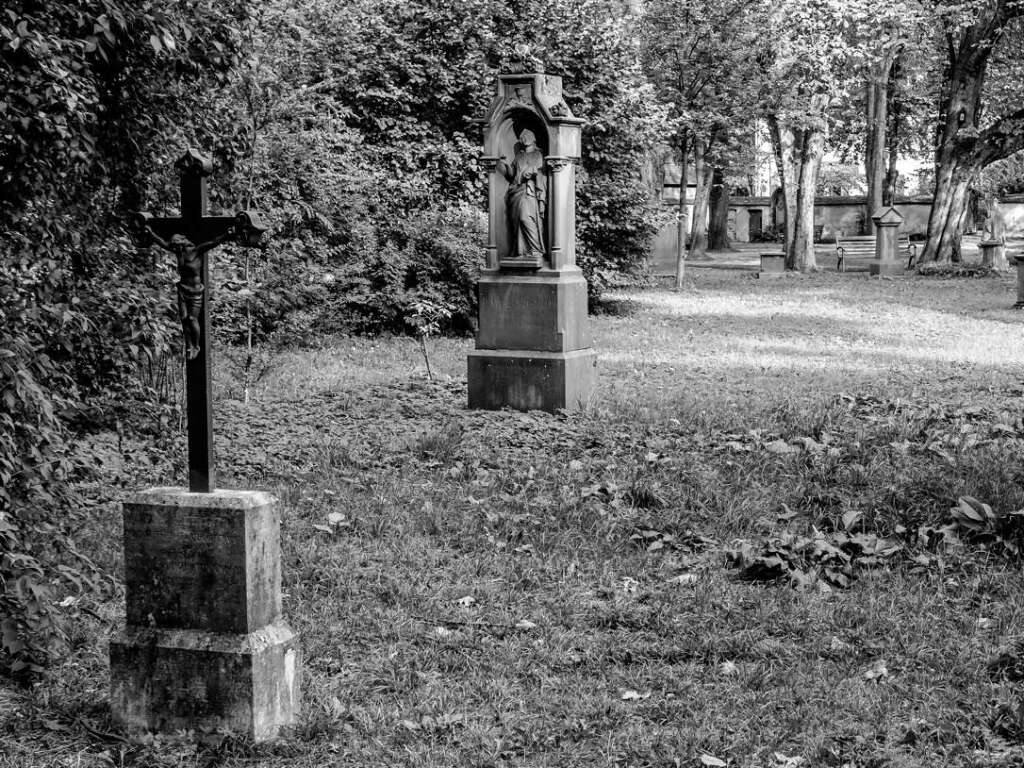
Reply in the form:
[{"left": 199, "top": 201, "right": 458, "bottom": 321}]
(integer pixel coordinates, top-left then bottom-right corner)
[
  {"left": 872, "top": 206, "right": 904, "bottom": 225},
  {"left": 480, "top": 71, "right": 583, "bottom": 160}
]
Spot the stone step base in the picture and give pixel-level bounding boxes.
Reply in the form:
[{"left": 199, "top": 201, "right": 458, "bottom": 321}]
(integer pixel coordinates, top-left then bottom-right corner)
[
  {"left": 109, "top": 624, "right": 299, "bottom": 741},
  {"left": 868, "top": 260, "right": 905, "bottom": 276},
  {"left": 467, "top": 348, "right": 597, "bottom": 412}
]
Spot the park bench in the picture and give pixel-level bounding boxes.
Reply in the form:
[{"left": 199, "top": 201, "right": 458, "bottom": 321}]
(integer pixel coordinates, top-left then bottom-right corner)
[{"left": 834, "top": 234, "right": 917, "bottom": 272}]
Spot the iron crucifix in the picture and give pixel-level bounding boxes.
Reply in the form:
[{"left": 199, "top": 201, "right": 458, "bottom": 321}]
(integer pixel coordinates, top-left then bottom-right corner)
[{"left": 129, "top": 148, "right": 266, "bottom": 494}]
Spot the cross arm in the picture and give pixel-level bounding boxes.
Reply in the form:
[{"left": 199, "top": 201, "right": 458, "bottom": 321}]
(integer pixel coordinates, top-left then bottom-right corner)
[{"left": 129, "top": 212, "right": 264, "bottom": 250}]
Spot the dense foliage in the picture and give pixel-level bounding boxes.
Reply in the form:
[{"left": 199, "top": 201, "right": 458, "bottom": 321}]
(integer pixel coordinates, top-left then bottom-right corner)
[{"left": 1, "top": 0, "right": 663, "bottom": 679}]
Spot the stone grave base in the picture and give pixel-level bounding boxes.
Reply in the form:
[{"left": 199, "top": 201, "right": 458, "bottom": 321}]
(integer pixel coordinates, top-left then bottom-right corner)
[
  {"left": 110, "top": 624, "right": 300, "bottom": 740},
  {"left": 468, "top": 348, "right": 596, "bottom": 412},
  {"left": 868, "top": 260, "right": 905, "bottom": 276},
  {"left": 476, "top": 272, "right": 590, "bottom": 352},
  {"left": 109, "top": 487, "right": 300, "bottom": 741}
]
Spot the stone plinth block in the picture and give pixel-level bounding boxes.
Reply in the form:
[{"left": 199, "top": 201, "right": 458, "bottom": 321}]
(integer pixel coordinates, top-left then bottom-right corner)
[
  {"left": 109, "top": 624, "right": 300, "bottom": 740},
  {"left": 868, "top": 260, "right": 905, "bottom": 276},
  {"left": 121, "top": 488, "right": 280, "bottom": 634},
  {"left": 468, "top": 348, "right": 596, "bottom": 412},
  {"left": 476, "top": 272, "right": 591, "bottom": 352},
  {"left": 110, "top": 487, "right": 300, "bottom": 741}
]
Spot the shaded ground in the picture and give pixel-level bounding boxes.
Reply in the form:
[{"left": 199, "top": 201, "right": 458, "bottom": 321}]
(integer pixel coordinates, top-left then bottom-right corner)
[{"left": 4, "top": 272, "right": 1024, "bottom": 767}]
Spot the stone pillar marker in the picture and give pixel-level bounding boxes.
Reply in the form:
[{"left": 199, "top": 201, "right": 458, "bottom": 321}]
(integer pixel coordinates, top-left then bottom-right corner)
[
  {"left": 980, "top": 197, "right": 1008, "bottom": 271},
  {"left": 869, "top": 206, "right": 905, "bottom": 276},
  {"left": 111, "top": 150, "right": 299, "bottom": 741},
  {"left": 468, "top": 66, "right": 597, "bottom": 412}
]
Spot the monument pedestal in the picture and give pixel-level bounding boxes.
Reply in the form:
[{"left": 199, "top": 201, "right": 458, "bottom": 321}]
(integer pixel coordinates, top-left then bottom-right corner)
[
  {"left": 109, "top": 488, "right": 300, "bottom": 740},
  {"left": 868, "top": 260, "right": 905, "bottom": 276},
  {"left": 469, "top": 270, "right": 596, "bottom": 412},
  {"left": 868, "top": 207, "right": 905, "bottom": 277},
  {"left": 468, "top": 348, "right": 596, "bottom": 411}
]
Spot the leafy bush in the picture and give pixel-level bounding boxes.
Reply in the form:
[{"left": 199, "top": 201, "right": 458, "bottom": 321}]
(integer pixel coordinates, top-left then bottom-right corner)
[
  {"left": 1, "top": 0, "right": 243, "bottom": 680},
  {"left": 329, "top": 206, "right": 484, "bottom": 336}
]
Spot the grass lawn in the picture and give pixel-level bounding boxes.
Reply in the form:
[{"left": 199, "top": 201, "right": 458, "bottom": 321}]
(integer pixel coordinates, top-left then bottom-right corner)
[{"left": 5, "top": 270, "right": 1024, "bottom": 767}]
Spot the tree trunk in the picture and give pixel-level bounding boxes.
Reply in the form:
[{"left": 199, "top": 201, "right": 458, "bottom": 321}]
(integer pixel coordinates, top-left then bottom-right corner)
[
  {"left": 689, "top": 136, "right": 714, "bottom": 259},
  {"left": 768, "top": 115, "right": 822, "bottom": 271},
  {"left": 674, "top": 132, "right": 689, "bottom": 289},
  {"left": 920, "top": 56, "right": 986, "bottom": 265},
  {"left": 793, "top": 127, "right": 823, "bottom": 271},
  {"left": 883, "top": 54, "right": 903, "bottom": 206},
  {"left": 768, "top": 116, "right": 797, "bottom": 261},
  {"left": 864, "top": 77, "right": 887, "bottom": 232},
  {"left": 709, "top": 167, "right": 730, "bottom": 250}
]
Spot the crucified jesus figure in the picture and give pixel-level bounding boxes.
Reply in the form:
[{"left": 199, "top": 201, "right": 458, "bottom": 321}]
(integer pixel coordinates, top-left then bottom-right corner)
[{"left": 142, "top": 226, "right": 236, "bottom": 359}]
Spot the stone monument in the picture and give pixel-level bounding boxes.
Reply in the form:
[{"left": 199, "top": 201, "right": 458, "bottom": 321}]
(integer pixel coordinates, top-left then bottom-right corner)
[
  {"left": 980, "top": 197, "right": 1008, "bottom": 271},
  {"left": 110, "top": 149, "right": 300, "bottom": 740},
  {"left": 869, "top": 206, "right": 904, "bottom": 276},
  {"left": 467, "top": 66, "right": 597, "bottom": 412}
]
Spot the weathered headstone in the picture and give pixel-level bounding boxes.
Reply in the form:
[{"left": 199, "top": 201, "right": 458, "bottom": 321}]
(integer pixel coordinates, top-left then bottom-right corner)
[
  {"left": 110, "top": 150, "right": 299, "bottom": 741},
  {"left": 758, "top": 251, "right": 786, "bottom": 278},
  {"left": 468, "top": 66, "right": 597, "bottom": 412},
  {"left": 868, "top": 206, "right": 904, "bottom": 276}
]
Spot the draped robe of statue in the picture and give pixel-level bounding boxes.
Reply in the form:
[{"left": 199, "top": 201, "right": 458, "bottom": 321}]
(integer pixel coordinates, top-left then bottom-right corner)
[{"left": 498, "top": 132, "right": 546, "bottom": 261}]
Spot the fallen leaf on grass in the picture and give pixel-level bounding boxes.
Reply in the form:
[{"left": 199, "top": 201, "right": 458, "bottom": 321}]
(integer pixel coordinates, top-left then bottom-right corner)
[
  {"left": 699, "top": 754, "right": 728, "bottom": 767},
  {"left": 765, "top": 439, "right": 800, "bottom": 455},
  {"left": 514, "top": 619, "right": 537, "bottom": 630},
  {"left": 841, "top": 510, "right": 862, "bottom": 531},
  {"left": 312, "top": 511, "right": 350, "bottom": 535},
  {"left": 952, "top": 496, "right": 996, "bottom": 531},
  {"left": 863, "top": 659, "right": 890, "bottom": 681},
  {"left": 620, "top": 689, "right": 651, "bottom": 701},
  {"left": 792, "top": 436, "right": 823, "bottom": 452},
  {"left": 772, "top": 752, "right": 805, "bottom": 767},
  {"left": 828, "top": 636, "right": 854, "bottom": 656},
  {"left": 667, "top": 573, "right": 697, "bottom": 586}
]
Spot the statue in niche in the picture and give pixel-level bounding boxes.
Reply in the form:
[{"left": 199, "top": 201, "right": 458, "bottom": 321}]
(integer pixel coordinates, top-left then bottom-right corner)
[
  {"left": 981, "top": 196, "right": 1005, "bottom": 243},
  {"left": 497, "top": 128, "right": 547, "bottom": 262}
]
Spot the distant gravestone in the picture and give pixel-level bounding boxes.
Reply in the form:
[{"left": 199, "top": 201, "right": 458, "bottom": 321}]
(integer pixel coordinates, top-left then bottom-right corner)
[
  {"left": 109, "top": 149, "right": 299, "bottom": 740},
  {"left": 468, "top": 65, "right": 597, "bottom": 411},
  {"left": 758, "top": 251, "right": 786, "bottom": 278},
  {"left": 980, "top": 197, "right": 1008, "bottom": 271},
  {"left": 869, "top": 206, "right": 904, "bottom": 276}
]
